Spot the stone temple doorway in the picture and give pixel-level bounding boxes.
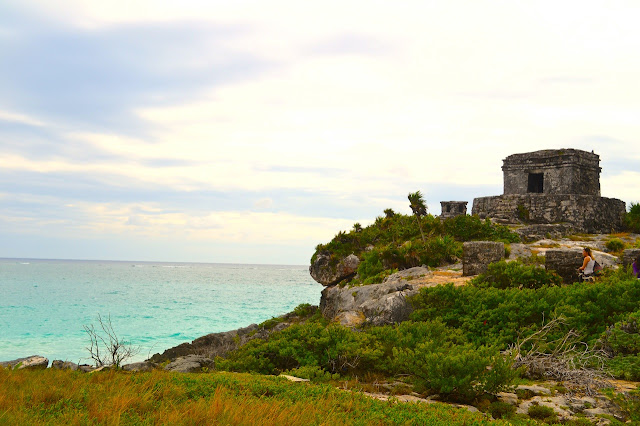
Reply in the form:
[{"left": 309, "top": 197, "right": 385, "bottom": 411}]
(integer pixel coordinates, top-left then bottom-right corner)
[{"left": 527, "top": 173, "right": 544, "bottom": 193}]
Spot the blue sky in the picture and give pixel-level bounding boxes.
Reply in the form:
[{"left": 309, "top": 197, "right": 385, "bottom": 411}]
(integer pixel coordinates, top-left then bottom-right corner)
[{"left": 1, "top": 1, "right": 639, "bottom": 264}]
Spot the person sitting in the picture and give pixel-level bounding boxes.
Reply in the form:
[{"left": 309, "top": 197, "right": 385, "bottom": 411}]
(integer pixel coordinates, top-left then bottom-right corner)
[
  {"left": 633, "top": 255, "right": 640, "bottom": 279},
  {"left": 578, "top": 247, "right": 596, "bottom": 282}
]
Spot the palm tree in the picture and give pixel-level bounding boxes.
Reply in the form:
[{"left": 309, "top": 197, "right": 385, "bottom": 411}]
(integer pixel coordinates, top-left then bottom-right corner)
[
  {"left": 353, "top": 223, "right": 363, "bottom": 233},
  {"left": 408, "top": 191, "right": 428, "bottom": 243}
]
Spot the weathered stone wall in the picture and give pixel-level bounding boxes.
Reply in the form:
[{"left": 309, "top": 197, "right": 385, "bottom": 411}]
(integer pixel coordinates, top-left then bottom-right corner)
[
  {"left": 440, "top": 201, "right": 468, "bottom": 218},
  {"left": 471, "top": 194, "right": 626, "bottom": 234},
  {"left": 503, "top": 149, "right": 601, "bottom": 196},
  {"left": 545, "top": 249, "right": 583, "bottom": 284},
  {"left": 622, "top": 249, "right": 640, "bottom": 268},
  {"left": 462, "top": 241, "right": 504, "bottom": 276}
]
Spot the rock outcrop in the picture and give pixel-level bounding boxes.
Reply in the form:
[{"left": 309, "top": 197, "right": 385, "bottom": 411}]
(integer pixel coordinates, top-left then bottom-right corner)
[
  {"left": 122, "top": 361, "right": 156, "bottom": 372},
  {"left": 149, "top": 308, "right": 315, "bottom": 364},
  {"left": 0, "top": 355, "right": 49, "bottom": 370},
  {"left": 462, "top": 241, "right": 504, "bottom": 276},
  {"left": 51, "top": 360, "right": 79, "bottom": 371},
  {"left": 319, "top": 267, "right": 431, "bottom": 327},
  {"left": 164, "top": 355, "right": 214, "bottom": 373},
  {"left": 309, "top": 253, "right": 360, "bottom": 286}
]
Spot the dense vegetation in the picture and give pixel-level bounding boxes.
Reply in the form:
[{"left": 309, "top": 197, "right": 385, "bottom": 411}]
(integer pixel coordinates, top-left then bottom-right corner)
[
  {"left": 213, "top": 268, "right": 640, "bottom": 420},
  {"left": 312, "top": 212, "right": 520, "bottom": 284},
  {"left": 0, "top": 368, "right": 527, "bottom": 425}
]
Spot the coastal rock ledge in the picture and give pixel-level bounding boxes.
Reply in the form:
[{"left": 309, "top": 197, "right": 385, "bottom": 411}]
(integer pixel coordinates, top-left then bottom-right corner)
[
  {"left": 320, "top": 267, "right": 432, "bottom": 327},
  {"left": 0, "top": 355, "right": 49, "bottom": 370},
  {"left": 310, "top": 253, "right": 360, "bottom": 286}
]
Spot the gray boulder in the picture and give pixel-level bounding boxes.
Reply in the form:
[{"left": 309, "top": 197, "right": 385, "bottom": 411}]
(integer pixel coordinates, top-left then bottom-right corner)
[
  {"left": 51, "top": 360, "right": 79, "bottom": 371},
  {"left": 122, "top": 361, "right": 156, "bottom": 372},
  {"left": 320, "top": 271, "right": 424, "bottom": 327},
  {"left": 0, "top": 355, "right": 49, "bottom": 370},
  {"left": 164, "top": 355, "right": 213, "bottom": 373},
  {"left": 309, "top": 253, "right": 360, "bottom": 286}
]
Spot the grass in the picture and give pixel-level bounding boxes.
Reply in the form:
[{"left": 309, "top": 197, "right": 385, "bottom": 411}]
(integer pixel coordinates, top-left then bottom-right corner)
[{"left": 0, "top": 368, "right": 538, "bottom": 425}]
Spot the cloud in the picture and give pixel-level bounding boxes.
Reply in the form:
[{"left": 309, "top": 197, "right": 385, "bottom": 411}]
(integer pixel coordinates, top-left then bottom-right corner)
[
  {"left": 309, "top": 33, "right": 392, "bottom": 56},
  {"left": 0, "top": 16, "right": 273, "bottom": 135},
  {"left": 253, "top": 198, "right": 274, "bottom": 210}
]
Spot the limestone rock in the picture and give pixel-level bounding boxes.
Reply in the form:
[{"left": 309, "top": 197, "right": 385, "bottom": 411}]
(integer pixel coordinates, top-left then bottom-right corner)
[
  {"left": 462, "top": 241, "right": 504, "bottom": 276},
  {"left": 622, "top": 248, "right": 640, "bottom": 268},
  {"left": 122, "top": 361, "right": 156, "bottom": 372},
  {"left": 545, "top": 248, "right": 583, "bottom": 284},
  {"left": 320, "top": 277, "right": 420, "bottom": 327},
  {"left": 51, "top": 360, "right": 79, "bottom": 371},
  {"left": 149, "top": 323, "right": 263, "bottom": 363},
  {"left": 516, "top": 396, "right": 573, "bottom": 420},
  {"left": 149, "top": 308, "right": 316, "bottom": 364},
  {"left": 164, "top": 355, "right": 213, "bottom": 373},
  {"left": 496, "top": 392, "right": 518, "bottom": 405},
  {"left": 78, "top": 364, "right": 97, "bottom": 373},
  {"left": 279, "top": 374, "right": 310, "bottom": 382},
  {"left": 309, "top": 253, "right": 360, "bottom": 286},
  {"left": 0, "top": 355, "right": 49, "bottom": 370},
  {"left": 515, "top": 223, "right": 575, "bottom": 242}
]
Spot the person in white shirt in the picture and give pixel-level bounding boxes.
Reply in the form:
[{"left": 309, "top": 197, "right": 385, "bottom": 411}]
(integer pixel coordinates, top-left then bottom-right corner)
[{"left": 578, "top": 247, "right": 595, "bottom": 282}]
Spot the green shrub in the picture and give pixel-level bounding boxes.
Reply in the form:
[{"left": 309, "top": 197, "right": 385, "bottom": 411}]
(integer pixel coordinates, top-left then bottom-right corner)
[
  {"left": 410, "top": 278, "right": 640, "bottom": 350},
  {"left": 282, "top": 365, "right": 339, "bottom": 382},
  {"left": 606, "top": 238, "right": 626, "bottom": 253},
  {"left": 527, "top": 404, "right": 556, "bottom": 422},
  {"left": 600, "top": 311, "right": 640, "bottom": 355},
  {"left": 311, "top": 211, "right": 519, "bottom": 268},
  {"left": 443, "top": 215, "right": 520, "bottom": 243},
  {"left": 390, "top": 321, "right": 516, "bottom": 402},
  {"left": 471, "top": 260, "right": 562, "bottom": 290},
  {"left": 488, "top": 401, "right": 516, "bottom": 419},
  {"left": 216, "top": 322, "right": 382, "bottom": 376},
  {"left": 600, "top": 311, "right": 640, "bottom": 380},
  {"left": 626, "top": 202, "right": 640, "bottom": 233},
  {"left": 608, "top": 355, "right": 640, "bottom": 381},
  {"left": 292, "top": 303, "right": 316, "bottom": 318}
]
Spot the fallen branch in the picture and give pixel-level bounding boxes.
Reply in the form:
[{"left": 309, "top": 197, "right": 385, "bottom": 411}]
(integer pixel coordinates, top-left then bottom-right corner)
[{"left": 504, "top": 316, "right": 611, "bottom": 395}]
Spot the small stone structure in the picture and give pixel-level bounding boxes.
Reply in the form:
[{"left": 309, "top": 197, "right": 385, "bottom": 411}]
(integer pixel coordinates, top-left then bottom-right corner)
[
  {"left": 622, "top": 249, "right": 640, "bottom": 268},
  {"left": 472, "top": 149, "right": 626, "bottom": 233},
  {"left": 545, "top": 249, "right": 583, "bottom": 284},
  {"left": 463, "top": 241, "right": 504, "bottom": 276},
  {"left": 440, "top": 201, "right": 468, "bottom": 218}
]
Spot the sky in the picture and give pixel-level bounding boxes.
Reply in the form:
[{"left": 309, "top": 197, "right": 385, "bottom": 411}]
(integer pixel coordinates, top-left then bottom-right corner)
[{"left": 1, "top": 1, "right": 640, "bottom": 265}]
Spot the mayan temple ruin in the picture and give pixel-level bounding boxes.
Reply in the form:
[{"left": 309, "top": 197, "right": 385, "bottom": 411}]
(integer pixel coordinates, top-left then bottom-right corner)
[{"left": 471, "top": 149, "right": 626, "bottom": 234}]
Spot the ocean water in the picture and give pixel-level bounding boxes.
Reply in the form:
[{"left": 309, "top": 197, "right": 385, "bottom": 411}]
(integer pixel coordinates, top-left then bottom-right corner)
[{"left": 0, "top": 258, "right": 322, "bottom": 365}]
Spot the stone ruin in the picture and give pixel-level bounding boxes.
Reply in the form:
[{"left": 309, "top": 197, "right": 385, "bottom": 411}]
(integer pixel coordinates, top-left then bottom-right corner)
[
  {"left": 440, "top": 201, "right": 468, "bottom": 219},
  {"left": 472, "top": 149, "right": 626, "bottom": 234}
]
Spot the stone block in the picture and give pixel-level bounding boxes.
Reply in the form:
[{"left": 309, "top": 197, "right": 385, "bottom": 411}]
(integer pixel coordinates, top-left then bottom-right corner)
[
  {"left": 622, "top": 249, "right": 640, "bottom": 268},
  {"left": 545, "top": 249, "right": 583, "bottom": 284},
  {"left": 462, "top": 241, "right": 504, "bottom": 276}
]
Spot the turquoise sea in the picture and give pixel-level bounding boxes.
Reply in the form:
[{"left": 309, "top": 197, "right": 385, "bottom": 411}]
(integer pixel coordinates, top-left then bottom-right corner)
[{"left": 0, "top": 258, "right": 322, "bottom": 364}]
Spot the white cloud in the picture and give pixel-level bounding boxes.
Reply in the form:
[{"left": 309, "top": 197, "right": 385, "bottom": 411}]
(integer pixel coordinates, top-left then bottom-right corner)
[
  {"left": 0, "top": 110, "right": 45, "bottom": 127},
  {"left": 4, "top": 0, "right": 640, "bottom": 262}
]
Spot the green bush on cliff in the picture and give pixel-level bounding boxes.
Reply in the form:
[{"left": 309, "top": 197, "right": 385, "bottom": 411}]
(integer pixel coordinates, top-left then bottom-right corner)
[
  {"left": 311, "top": 211, "right": 519, "bottom": 266},
  {"left": 471, "top": 260, "right": 562, "bottom": 290}
]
